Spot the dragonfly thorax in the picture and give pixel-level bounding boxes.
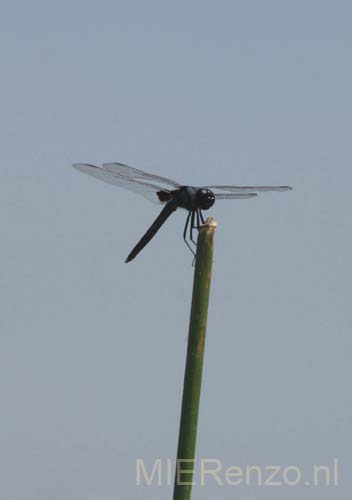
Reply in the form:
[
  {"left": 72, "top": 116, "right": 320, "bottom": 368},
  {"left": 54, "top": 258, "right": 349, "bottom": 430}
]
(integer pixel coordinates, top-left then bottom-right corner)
[{"left": 175, "top": 186, "right": 215, "bottom": 211}]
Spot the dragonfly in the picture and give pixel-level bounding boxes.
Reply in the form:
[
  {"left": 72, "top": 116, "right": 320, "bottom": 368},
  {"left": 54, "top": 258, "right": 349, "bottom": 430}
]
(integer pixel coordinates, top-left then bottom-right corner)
[{"left": 73, "top": 162, "right": 292, "bottom": 263}]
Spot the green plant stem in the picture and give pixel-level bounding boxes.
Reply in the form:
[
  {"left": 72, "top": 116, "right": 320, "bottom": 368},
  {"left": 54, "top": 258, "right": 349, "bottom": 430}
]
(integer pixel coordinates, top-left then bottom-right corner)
[{"left": 173, "top": 217, "right": 217, "bottom": 500}]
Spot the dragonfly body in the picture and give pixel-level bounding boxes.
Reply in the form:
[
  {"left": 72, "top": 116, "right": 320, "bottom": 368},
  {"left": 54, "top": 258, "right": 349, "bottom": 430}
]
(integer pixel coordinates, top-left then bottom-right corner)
[
  {"left": 73, "top": 162, "right": 292, "bottom": 262},
  {"left": 158, "top": 186, "right": 215, "bottom": 210},
  {"left": 125, "top": 186, "right": 216, "bottom": 262}
]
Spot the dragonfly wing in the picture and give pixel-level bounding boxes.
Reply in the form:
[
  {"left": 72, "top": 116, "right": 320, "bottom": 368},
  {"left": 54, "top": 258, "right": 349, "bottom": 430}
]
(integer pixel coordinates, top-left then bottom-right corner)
[
  {"left": 73, "top": 163, "right": 169, "bottom": 204},
  {"left": 206, "top": 185, "right": 292, "bottom": 194},
  {"left": 102, "top": 162, "right": 181, "bottom": 188},
  {"left": 214, "top": 193, "right": 258, "bottom": 199}
]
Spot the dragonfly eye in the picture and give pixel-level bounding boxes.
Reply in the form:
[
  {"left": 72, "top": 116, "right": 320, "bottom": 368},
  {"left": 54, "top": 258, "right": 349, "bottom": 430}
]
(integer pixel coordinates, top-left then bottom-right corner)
[{"left": 196, "top": 188, "right": 215, "bottom": 210}]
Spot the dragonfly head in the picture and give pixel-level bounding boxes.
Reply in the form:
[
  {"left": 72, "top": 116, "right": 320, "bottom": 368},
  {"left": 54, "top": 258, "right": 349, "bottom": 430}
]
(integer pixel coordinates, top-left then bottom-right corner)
[{"left": 195, "top": 188, "right": 215, "bottom": 210}]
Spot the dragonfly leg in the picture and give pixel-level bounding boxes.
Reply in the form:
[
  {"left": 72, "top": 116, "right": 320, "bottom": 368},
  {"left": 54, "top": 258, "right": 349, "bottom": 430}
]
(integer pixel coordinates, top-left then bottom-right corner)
[
  {"left": 195, "top": 209, "right": 201, "bottom": 229},
  {"left": 183, "top": 210, "right": 191, "bottom": 241},
  {"left": 199, "top": 210, "right": 205, "bottom": 224},
  {"left": 183, "top": 211, "right": 196, "bottom": 256},
  {"left": 190, "top": 210, "right": 198, "bottom": 246}
]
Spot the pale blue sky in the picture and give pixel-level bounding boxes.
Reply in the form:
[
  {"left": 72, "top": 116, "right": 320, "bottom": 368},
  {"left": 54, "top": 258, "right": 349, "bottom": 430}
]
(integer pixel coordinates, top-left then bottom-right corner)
[{"left": 1, "top": 1, "right": 351, "bottom": 499}]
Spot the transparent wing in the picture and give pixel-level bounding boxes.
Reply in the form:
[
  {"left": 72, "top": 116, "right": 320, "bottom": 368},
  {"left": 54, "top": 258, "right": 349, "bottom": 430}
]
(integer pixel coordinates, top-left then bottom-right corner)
[
  {"left": 72, "top": 163, "right": 170, "bottom": 204},
  {"left": 206, "top": 185, "right": 292, "bottom": 194},
  {"left": 214, "top": 193, "right": 258, "bottom": 200},
  {"left": 102, "top": 162, "right": 181, "bottom": 188}
]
